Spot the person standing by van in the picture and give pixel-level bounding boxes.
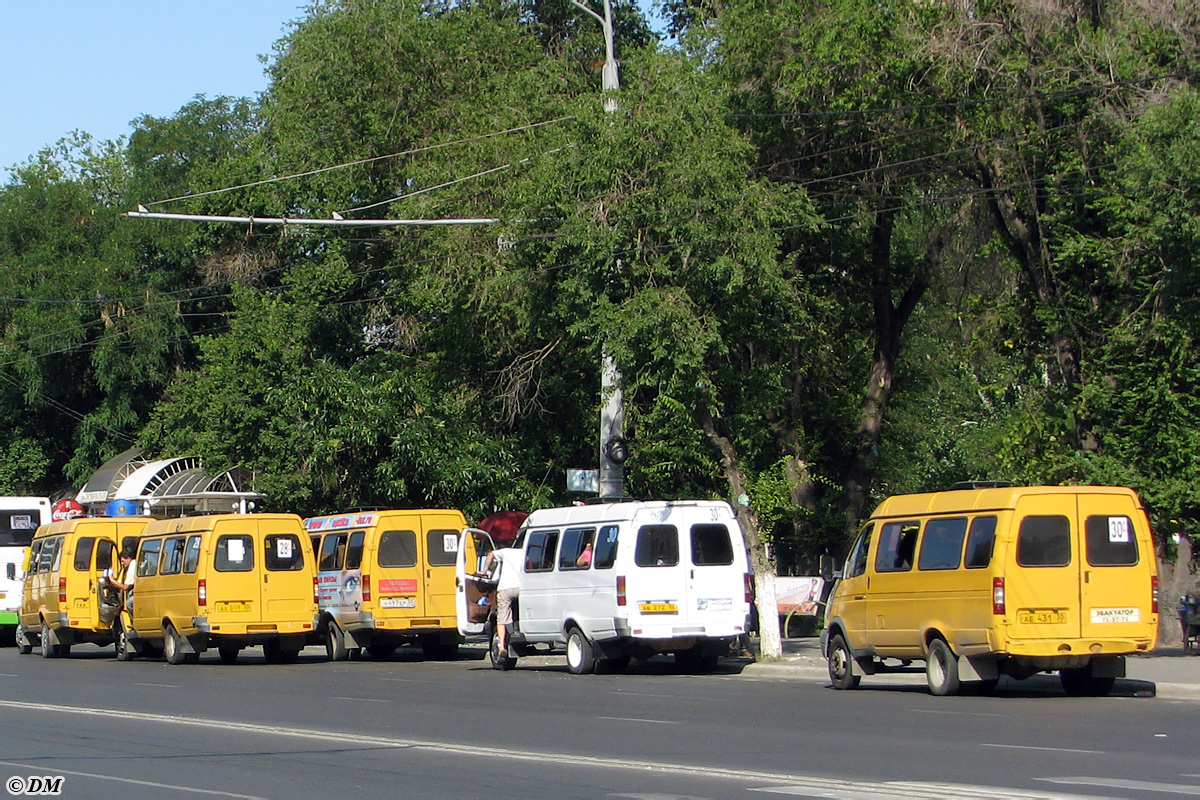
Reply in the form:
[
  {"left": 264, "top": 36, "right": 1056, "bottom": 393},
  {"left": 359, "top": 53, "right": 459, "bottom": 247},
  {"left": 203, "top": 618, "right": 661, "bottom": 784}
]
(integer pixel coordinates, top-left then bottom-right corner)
[
  {"left": 107, "top": 545, "right": 137, "bottom": 614},
  {"left": 481, "top": 546, "right": 521, "bottom": 656}
]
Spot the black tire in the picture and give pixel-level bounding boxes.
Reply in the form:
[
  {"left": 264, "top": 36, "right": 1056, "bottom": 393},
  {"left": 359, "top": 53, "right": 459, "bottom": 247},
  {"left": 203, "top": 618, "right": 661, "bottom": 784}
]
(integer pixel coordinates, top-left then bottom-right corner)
[
  {"left": 14, "top": 625, "right": 32, "bottom": 656},
  {"left": 164, "top": 623, "right": 189, "bottom": 665},
  {"left": 488, "top": 624, "right": 515, "bottom": 671},
  {"left": 114, "top": 621, "right": 134, "bottom": 662},
  {"left": 263, "top": 639, "right": 284, "bottom": 664},
  {"left": 606, "top": 654, "right": 631, "bottom": 674},
  {"left": 367, "top": 644, "right": 397, "bottom": 660},
  {"left": 566, "top": 627, "right": 595, "bottom": 675},
  {"left": 1060, "top": 668, "right": 1114, "bottom": 697},
  {"left": 926, "top": 638, "right": 961, "bottom": 696},
  {"left": 827, "top": 634, "right": 861, "bottom": 690},
  {"left": 39, "top": 621, "right": 59, "bottom": 659},
  {"left": 325, "top": 621, "right": 348, "bottom": 662},
  {"left": 218, "top": 645, "right": 240, "bottom": 665}
]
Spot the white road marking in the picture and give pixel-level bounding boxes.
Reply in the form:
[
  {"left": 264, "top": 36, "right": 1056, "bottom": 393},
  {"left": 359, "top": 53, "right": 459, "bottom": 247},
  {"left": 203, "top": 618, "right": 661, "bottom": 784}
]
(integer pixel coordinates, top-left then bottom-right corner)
[
  {"left": 912, "top": 709, "right": 1004, "bottom": 718},
  {"left": 331, "top": 696, "right": 392, "bottom": 703},
  {"left": 133, "top": 682, "right": 179, "bottom": 688},
  {"left": 982, "top": 743, "right": 1103, "bottom": 754},
  {"left": 597, "top": 716, "right": 678, "bottom": 724},
  {"left": 1039, "top": 776, "right": 1200, "bottom": 796},
  {"left": 0, "top": 699, "right": 1118, "bottom": 799},
  {"left": 0, "top": 758, "right": 264, "bottom": 799}
]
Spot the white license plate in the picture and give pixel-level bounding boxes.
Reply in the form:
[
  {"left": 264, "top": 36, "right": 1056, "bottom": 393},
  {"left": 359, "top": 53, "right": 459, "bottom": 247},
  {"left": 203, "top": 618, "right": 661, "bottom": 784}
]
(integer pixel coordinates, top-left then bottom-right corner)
[{"left": 380, "top": 597, "right": 417, "bottom": 609}]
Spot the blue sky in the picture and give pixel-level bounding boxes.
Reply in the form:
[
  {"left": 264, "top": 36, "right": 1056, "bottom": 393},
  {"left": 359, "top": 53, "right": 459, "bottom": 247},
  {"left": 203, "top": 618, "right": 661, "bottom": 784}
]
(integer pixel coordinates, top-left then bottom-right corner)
[{"left": 1, "top": 1, "right": 308, "bottom": 180}]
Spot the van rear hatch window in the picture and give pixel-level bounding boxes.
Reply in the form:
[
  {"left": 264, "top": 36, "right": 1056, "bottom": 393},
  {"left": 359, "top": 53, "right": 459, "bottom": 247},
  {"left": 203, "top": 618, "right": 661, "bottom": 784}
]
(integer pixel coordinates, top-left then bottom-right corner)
[
  {"left": 691, "top": 524, "right": 733, "bottom": 566},
  {"left": 378, "top": 530, "right": 418, "bottom": 568},
  {"left": 1016, "top": 516, "right": 1071, "bottom": 567},
  {"left": 1085, "top": 515, "right": 1139, "bottom": 566},
  {"left": 0, "top": 510, "right": 41, "bottom": 546},
  {"left": 426, "top": 529, "right": 458, "bottom": 567},
  {"left": 265, "top": 534, "right": 305, "bottom": 571},
  {"left": 73, "top": 537, "right": 95, "bottom": 571},
  {"left": 214, "top": 534, "right": 254, "bottom": 572},
  {"left": 635, "top": 525, "right": 678, "bottom": 567}
]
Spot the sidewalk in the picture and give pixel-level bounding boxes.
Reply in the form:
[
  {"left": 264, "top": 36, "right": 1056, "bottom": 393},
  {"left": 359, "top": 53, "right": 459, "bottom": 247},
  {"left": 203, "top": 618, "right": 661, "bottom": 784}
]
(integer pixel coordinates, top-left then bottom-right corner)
[{"left": 739, "top": 636, "right": 1200, "bottom": 700}]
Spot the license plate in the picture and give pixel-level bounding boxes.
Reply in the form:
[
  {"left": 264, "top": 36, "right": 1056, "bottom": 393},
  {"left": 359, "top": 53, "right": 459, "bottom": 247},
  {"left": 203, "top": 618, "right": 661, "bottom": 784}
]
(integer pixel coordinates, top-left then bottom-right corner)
[
  {"left": 380, "top": 597, "right": 417, "bottom": 609},
  {"left": 216, "top": 601, "right": 252, "bottom": 613},
  {"left": 639, "top": 602, "right": 678, "bottom": 614},
  {"left": 1018, "top": 610, "right": 1067, "bottom": 624}
]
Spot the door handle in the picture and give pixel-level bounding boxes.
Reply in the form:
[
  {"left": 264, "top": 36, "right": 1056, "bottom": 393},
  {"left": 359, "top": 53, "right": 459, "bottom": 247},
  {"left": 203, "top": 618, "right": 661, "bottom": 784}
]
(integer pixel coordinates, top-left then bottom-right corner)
[{"left": 854, "top": 595, "right": 867, "bottom": 600}]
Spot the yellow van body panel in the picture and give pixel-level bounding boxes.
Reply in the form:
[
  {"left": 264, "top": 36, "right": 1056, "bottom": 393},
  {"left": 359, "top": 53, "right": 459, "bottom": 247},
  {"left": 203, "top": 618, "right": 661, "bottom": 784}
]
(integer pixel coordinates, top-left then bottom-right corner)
[
  {"left": 20, "top": 517, "right": 152, "bottom": 645},
  {"left": 828, "top": 486, "right": 1158, "bottom": 669}
]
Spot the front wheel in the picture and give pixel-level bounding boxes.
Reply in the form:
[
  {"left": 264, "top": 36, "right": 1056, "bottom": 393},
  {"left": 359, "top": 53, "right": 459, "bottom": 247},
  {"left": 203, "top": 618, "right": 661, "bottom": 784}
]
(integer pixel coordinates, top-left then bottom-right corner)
[
  {"left": 566, "top": 627, "right": 595, "bottom": 675},
  {"left": 113, "top": 621, "right": 135, "bottom": 662},
  {"left": 926, "top": 638, "right": 961, "bottom": 696},
  {"left": 827, "top": 634, "right": 860, "bottom": 690},
  {"left": 14, "top": 625, "right": 32, "bottom": 656}
]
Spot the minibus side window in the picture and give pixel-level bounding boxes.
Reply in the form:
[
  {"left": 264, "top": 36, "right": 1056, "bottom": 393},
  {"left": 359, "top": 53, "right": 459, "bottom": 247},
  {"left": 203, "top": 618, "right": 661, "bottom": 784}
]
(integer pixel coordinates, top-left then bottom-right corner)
[
  {"left": 96, "top": 539, "right": 115, "bottom": 574},
  {"left": 525, "top": 530, "right": 559, "bottom": 572},
  {"left": 138, "top": 539, "right": 162, "bottom": 577},
  {"left": 594, "top": 525, "right": 618, "bottom": 570},
  {"left": 917, "top": 518, "right": 967, "bottom": 571},
  {"left": 1085, "top": 516, "right": 1139, "bottom": 567},
  {"left": 1016, "top": 515, "right": 1071, "bottom": 567},
  {"left": 265, "top": 534, "right": 305, "bottom": 571},
  {"left": 846, "top": 524, "right": 873, "bottom": 578},
  {"left": 691, "top": 524, "right": 734, "bottom": 566},
  {"left": 43, "top": 538, "right": 62, "bottom": 573},
  {"left": 73, "top": 537, "right": 96, "bottom": 571},
  {"left": 214, "top": 534, "right": 254, "bottom": 572},
  {"left": 964, "top": 516, "right": 997, "bottom": 569},
  {"left": 28, "top": 540, "right": 43, "bottom": 575},
  {"left": 635, "top": 525, "right": 679, "bottom": 567},
  {"left": 346, "top": 532, "right": 365, "bottom": 569},
  {"left": 182, "top": 536, "right": 202, "bottom": 574},
  {"left": 875, "top": 521, "right": 919, "bottom": 572},
  {"left": 320, "top": 534, "right": 347, "bottom": 571},
  {"left": 378, "top": 530, "right": 418, "bottom": 568},
  {"left": 559, "top": 528, "right": 595, "bottom": 571},
  {"left": 160, "top": 536, "right": 186, "bottom": 576},
  {"left": 427, "top": 529, "right": 458, "bottom": 567}
]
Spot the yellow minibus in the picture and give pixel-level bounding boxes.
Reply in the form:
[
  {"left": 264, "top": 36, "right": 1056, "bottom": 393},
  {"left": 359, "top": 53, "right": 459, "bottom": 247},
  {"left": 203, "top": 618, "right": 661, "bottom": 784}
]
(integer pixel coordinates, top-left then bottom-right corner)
[{"left": 822, "top": 483, "right": 1159, "bottom": 696}]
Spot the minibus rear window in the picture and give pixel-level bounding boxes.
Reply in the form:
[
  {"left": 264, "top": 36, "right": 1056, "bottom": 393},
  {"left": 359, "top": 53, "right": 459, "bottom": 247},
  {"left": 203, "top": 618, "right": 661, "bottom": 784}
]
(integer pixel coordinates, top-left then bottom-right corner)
[
  {"left": 635, "top": 525, "right": 679, "bottom": 567},
  {"left": 691, "top": 524, "right": 734, "bottom": 566},
  {"left": 214, "top": 534, "right": 254, "bottom": 572},
  {"left": 964, "top": 516, "right": 997, "bottom": 569},
  {"left": 378, "top": 530, "right": 418, "bottom": 568},
  {"left": 96, "top": 539, "right": 115, "bottom": 574},
  {"left": 265, "top": 534, "right": 305, "bottom": 571},
  {"left": 138, "top": 539, "right": 162, "bottom": 577},
  {"left": 594, "top": 525, "right": 618, "bottom": 570},
  {"left": 875, "top": 521, "right": 919, "bottom": 572},
  {"left": 0, "top": 510, "right": 40, "bottom": 546},
  {"left": 1085, "top": 516, "right": 1139, "bottom": 567},
  {"left": 917, "top": 518, "right": 966, "bottom": 571},
  {"left": 1016, "top": 516, "right": 1071, "bottom": 567},
  {"left": 73, "top": 537, "right": 95, "bottom": 571},
  {"left": 427, "top": 529, "right": 458, "bottom": 567}
]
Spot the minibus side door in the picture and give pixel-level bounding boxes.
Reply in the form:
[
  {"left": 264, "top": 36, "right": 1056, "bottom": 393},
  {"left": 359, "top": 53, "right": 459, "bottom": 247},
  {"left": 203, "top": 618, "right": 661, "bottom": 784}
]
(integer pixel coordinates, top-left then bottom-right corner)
[{"left": 833, "top": 523, "right": 873, "bottom": 650}]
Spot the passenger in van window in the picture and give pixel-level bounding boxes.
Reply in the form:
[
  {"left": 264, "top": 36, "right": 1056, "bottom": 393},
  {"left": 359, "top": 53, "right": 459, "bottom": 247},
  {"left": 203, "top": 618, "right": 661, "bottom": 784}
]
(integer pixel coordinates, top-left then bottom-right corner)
[{"left": 576, "top": 541, "right": 593, "bottom": 567}]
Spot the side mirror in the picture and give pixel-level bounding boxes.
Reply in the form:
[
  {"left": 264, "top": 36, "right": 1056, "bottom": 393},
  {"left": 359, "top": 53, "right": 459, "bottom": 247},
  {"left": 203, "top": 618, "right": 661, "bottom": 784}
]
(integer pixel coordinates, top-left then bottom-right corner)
[
  {"left": 5, "top": 563, "right": 14, "bottom": 581},
  {"left": 819, "top": 554, "right": 837, "bottom": 583}
]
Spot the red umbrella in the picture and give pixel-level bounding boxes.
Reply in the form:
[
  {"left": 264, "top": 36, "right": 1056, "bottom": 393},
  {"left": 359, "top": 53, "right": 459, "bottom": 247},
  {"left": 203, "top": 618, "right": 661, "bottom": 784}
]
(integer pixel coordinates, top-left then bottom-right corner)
[{"left": 475, "top": 511, "right": 528, "bottom": 546}]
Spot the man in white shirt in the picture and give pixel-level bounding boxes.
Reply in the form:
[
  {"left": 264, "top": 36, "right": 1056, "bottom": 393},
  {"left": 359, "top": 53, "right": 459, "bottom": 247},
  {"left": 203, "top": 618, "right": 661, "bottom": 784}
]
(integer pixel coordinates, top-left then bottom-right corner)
[{"left": 482, "top": 546, "right": 521, "bottom": 655}]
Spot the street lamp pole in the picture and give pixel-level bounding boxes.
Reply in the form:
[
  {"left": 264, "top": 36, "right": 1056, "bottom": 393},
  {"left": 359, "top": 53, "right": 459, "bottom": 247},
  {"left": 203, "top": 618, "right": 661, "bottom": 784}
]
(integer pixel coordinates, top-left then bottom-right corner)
[{"left": 571, "top": 0, "right": 625, "bottom": 499}]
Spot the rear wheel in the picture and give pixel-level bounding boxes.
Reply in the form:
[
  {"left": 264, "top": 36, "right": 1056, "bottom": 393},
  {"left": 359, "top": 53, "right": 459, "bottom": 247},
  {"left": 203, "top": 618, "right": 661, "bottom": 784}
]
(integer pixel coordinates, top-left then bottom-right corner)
[
  {"left": 113, "top": 621, "right": 135, "bottom": 662},
  {"left": 1060, "top": 668, "right": 1114, "bottom": 697},
  {"left": 367, "top": 644, "right": 397, "bottom": 660},
  {"left": 39, "top": 621, "right": 61, "bottom": 659},
  {"left": 925, "top": 638, "right": 961, "bottom": 696},
  {"left": 566, "top": 627, "right": 595, "bottom": 675},
  {"left": 163, "top": 623, "right": 189, "bottom": 665},
  {"left": 325, "top": 621, "right": 348, "bottom": 661},
  {"left": 827, "top": 634, "right": 860, "bottom": 690},
  {"left": 488, "top": 624, "right": 516, "bottom": 671}
]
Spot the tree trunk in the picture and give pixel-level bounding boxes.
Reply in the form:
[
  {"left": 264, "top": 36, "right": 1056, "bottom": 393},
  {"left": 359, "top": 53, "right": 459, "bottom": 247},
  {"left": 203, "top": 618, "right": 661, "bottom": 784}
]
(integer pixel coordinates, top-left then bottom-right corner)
[{"left": 701, "top": 407, "right": 782, "bottom": 659}]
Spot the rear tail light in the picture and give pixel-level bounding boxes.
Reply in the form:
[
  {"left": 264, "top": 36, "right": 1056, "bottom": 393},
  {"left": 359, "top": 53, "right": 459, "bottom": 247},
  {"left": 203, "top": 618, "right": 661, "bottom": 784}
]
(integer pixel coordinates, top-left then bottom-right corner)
[
  {"left": 992, "top": 577, "right": 1005, "bottom": 615},
  {"left": 1151, "top": 575, "right": 1159, "bottom": 614},
  {"left": 313, "top": 576, "right": 320, "bottom": 605},
  {"left": 198, "top": 579, "right": 207, "bottom": 607},
  {"left": 616, "top": 575, "right": 626, "bottom": 607},
  {"left": 58, "top": 577, "right": 66, "bottom": 604},
  {"left": 744, "top": 573, "right": 753, "bottom": 604},
  {"left": 363, "top": 574, "right": 372, "bottom": 603}
]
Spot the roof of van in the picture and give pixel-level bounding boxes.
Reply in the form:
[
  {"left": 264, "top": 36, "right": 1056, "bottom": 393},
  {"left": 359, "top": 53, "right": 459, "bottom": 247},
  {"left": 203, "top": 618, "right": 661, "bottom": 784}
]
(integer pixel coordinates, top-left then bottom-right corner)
[
  {"left": 868, "top": 485, "right": 1141, "bottom": 519},
  {"left": 523, "top": 500, "right": 735, "bottom": 528}
]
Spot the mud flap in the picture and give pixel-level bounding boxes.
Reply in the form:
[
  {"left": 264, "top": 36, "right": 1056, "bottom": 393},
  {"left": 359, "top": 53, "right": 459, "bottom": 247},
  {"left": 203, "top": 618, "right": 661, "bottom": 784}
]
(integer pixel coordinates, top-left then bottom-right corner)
[{"left": 959, "top": 655, "right": 999, "bottom": 682}]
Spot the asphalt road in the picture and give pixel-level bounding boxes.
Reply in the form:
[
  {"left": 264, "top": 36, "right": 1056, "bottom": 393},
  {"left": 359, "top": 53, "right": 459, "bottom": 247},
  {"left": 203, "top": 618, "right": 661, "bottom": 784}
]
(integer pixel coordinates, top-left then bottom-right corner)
[{"left": 0, "top": 642, "right": 1195, "bottom": 799}]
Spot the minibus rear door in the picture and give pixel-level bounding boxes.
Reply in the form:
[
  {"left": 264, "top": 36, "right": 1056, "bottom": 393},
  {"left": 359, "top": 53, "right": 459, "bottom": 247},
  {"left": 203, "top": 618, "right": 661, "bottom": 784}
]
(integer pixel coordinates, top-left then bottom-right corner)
[{"left": 455, "top": 528, "right": 496, "bottom": 636}]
